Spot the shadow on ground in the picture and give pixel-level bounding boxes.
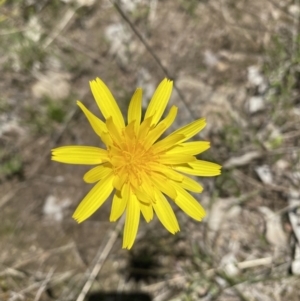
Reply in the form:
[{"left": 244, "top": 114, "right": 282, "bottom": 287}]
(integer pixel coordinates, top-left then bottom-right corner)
[{"left": 87, "top": 292, "right": 152, "bottom": 301}]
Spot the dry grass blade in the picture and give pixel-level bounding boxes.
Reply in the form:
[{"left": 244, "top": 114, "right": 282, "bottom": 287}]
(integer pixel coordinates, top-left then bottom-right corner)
[
  {"left": 43, "top": 7, "right": 78, "bottom": 49},
  {"left": 74, "top": 216, "right": 125, "bottom": 301},
  {"left": 33, "top": 268, "right": 55, "bottom": 301},
  {"left": 237, "top": 257, "right": 273, "bottom": 269},
  {"left": 223, "top": 151, "right": 263, "bottom": 168}
]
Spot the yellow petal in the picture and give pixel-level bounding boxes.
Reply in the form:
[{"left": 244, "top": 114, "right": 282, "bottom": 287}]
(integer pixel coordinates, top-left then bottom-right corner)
[
  {"left": 153, "top": 190, "right": 180, "bottom": 234},
  {"left": 112, "top": 172, "right": 127, "bottom": 191},
  {"left": 166, "top": 141, "right": 210, "bottom": 155},
  {"left": 151, "top": 134, "right": 185, "bottom": 154},
  {"left": 100, "top": 131, "right": 113, "bottom": 146},
  {"left": 134, "top": 186, "right": 153, "bottom": 204},
  {"left": 157, "top": 154, "right": 196, "bottom": 165},
  {"left": 139, "top": 172, "right": 156, "bottom": 201},
  {"left": 110, "top": 186, "right": 128, "bottom": 222},
  {"left": 138, "top": 116, "right": 152, "bottom": 139},
  {"left": 140, "top": 201, "right": 153, "bottom": 222},
  {"left": 151, "top": 172, "right": 177, "bottom": 200},
  {"left": 106, "top": 116, "right": 122, "bottom": 143},
  {"left": 174, "top": 160, "right": 222, "bottom": 176},
  {"left": 175, "top": 175, "right": 203, "bottom": 193},
  {"left": 83, "top": 164, "right": 112, "bottom": 183},
  {"left": 128, "top": 88, "right": 142, "bottom": 127},
  {"left": 51, "top": 146, "right": 108, "bottom": 165},
  {"left": 143, "top": 106, "right": 178, "bottom": 149},
  {"left": 77, "top": 101, "right": 107, "bottom": 139},
  {"left": 123, "top": 121, "right": 136, "bottom": 142},
  {"left": 143, "top": 122, "right": 166, "bottom": 150},
  {"left": 171, "top": 183, "right": 206, "bottom": 221},
  {"left": 144, "top": 78, "right": 173, "bottom": 126},
  {"left": 149, "top": 163, "right": 183, "bottom": 181},
  {"left": 90, "top": 78, "right": 125, "bottom": 129},
  {"left": 73, "top": 173, "right": 114, "bottom": 223},
  {"left": 169, "top": 118, "right": 206, "bottom": 143},
  {"left": 123, "top": 193, "right": 140, "bottom": 249},
  {"left": 159, "top": 105, "right": 178, "bottom": 130}
]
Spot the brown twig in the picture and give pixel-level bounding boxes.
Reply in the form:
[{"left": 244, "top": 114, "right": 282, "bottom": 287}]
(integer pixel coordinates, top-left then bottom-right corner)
[{"left": 110, "top": 0, "right": 200, "bottom": 122}]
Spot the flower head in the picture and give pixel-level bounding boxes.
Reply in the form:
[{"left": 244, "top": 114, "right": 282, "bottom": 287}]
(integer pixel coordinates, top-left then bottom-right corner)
[{"left": 51, "top": 77, "right": 221, "bottom": 249}]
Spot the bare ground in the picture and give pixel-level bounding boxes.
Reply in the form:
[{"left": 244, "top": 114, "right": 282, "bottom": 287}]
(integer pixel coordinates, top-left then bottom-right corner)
[{"left": 1, "top": 0, "right": 300, "bottom": 300}]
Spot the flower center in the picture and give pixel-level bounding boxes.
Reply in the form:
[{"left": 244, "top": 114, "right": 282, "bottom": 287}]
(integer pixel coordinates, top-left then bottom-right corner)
[{"left": 108, "top": 134, "right": 157, "bottom": 187}]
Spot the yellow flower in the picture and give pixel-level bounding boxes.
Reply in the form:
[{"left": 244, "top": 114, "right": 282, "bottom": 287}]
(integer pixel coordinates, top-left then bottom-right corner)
[{"left": 51, "top": 77, "right": 221, "bottom": 249}]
